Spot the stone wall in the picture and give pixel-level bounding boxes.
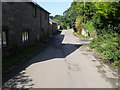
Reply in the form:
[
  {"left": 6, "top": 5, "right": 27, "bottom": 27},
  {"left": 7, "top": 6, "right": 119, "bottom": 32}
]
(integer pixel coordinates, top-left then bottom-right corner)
[
  {"left": 52, "top": 23, "right": 57, "bottom": 33},
  {"left": 2, "top": 2, "right": 49, "bottom": 57}
]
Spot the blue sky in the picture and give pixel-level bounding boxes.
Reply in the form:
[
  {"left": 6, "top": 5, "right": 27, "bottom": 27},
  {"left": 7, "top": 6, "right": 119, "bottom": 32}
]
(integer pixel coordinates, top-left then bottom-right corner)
[{"left": 36, "top": 1, "right": 72, "bottom": 16}]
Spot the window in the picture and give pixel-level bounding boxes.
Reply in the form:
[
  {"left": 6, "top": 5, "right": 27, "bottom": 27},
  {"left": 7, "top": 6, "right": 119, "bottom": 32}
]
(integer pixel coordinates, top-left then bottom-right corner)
[
  {"left": 22, "top": 31, "right": 29, "bottom": 43},
  {"left": 2, "top": 30, "right": 7, "bottom": 48},
  {"left": 33, "top": 7, "right": 37, "bottom": 17}
]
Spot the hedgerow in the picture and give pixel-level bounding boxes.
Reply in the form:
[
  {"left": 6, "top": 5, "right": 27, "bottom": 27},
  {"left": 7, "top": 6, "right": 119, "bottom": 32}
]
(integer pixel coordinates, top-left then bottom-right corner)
[{"left": 90, "top": 31, "right": 120, "bottom": 68}]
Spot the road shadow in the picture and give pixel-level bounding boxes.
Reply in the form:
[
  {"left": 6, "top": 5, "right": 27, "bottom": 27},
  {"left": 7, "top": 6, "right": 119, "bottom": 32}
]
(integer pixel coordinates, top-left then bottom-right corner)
[
  {"left": 2, "top": 31, "right": 82, "bottom": 88},
  {"left": 27, "top": 34, "right": 81, "bottom": 63},
  {"left": 3, "top": 71, "right": 34, "bottom": 89}
]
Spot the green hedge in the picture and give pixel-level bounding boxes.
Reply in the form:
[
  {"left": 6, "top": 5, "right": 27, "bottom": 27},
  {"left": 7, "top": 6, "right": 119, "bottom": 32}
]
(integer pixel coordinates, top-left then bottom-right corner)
[{"left": 90, "top": 32, "right": 120, "bottom": 68}]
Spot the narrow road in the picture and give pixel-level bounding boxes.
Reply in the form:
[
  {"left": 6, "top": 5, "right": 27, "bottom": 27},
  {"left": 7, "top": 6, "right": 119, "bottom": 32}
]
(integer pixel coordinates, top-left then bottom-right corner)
[{"left": 3, "top": 29, "right": 118, "bottom": 88}]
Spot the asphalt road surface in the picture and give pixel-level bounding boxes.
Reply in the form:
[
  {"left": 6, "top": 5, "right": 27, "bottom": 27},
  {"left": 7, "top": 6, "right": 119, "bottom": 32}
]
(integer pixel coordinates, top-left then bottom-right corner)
[{"left": 3, "top": 29, "right": 118, "bottom": 88}]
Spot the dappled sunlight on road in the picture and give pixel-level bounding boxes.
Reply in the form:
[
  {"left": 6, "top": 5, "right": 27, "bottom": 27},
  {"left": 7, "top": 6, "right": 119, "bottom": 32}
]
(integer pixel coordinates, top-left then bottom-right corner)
[{"left": 3, "top": 30, "right": 118, "bottom": 88}]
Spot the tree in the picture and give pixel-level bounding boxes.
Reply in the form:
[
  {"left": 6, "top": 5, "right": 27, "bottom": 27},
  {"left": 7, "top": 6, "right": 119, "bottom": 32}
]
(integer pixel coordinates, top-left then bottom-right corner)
[{"left": 75, "top": 16, "right": 84, "bottom": 33}]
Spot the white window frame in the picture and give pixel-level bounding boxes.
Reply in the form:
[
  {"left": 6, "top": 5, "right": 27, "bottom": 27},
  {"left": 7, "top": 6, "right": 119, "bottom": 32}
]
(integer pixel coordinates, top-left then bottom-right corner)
[
  {"left": 22, "top": 31, "right": 29, "bottom": 43},
  {"left": 2, "top": 30, "right": 7, "bottom": 48}
]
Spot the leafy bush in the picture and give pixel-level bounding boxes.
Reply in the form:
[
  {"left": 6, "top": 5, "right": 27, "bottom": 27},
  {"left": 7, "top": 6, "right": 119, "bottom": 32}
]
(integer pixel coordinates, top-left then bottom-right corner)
[
  {"left": 60, "top": 22, "right": 68, "bottom": 30},
  {"left": 90, "top": 31, "right": 120, "bottom": 68},
  {"left": 113, "top": 61, "right": 120, "bottom": 68},
  {"left": 75, "top": 15, "right": 84, "bottom": 33},
  {"left": 85, "top": 22, "right": 95, "bottom": 33}
]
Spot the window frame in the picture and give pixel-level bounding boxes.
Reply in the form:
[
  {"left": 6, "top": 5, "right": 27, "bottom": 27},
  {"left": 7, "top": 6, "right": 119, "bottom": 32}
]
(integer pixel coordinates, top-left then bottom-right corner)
[
  {"left": 22, "top": 31, "right": 29, "bottom": 43},
  {"left": 2, "top": 30, "right": 8, "bottom": 48}
]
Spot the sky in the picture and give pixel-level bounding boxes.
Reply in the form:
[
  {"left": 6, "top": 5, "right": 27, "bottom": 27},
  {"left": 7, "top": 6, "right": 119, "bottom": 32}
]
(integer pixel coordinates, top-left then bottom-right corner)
[{"left": 36, "top": 1, "right": 72, "bottom": 16}]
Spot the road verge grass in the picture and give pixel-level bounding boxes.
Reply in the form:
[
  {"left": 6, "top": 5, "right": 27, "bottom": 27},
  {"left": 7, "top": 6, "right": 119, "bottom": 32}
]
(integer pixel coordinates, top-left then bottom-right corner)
[
  {"left": 73, "top": 32, "right": 87, "bottom": 38},
  {"left": 3, "top": 43, "right": 45, "bottom": 73}
]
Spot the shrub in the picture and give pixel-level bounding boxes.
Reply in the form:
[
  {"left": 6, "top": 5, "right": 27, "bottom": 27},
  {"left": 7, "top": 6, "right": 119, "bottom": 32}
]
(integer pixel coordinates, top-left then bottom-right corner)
[
  {"left": 113, "top": 61, "right": 120, "bottom": 69},
  {"left": 85, "top": 21, "right": 95, "bottom": 33},
  {"left": 75, "top": 15, "right": 84, "bottom": 33},
  {"left": 90, "top": 31, "right": 120, "bottom": 68}
]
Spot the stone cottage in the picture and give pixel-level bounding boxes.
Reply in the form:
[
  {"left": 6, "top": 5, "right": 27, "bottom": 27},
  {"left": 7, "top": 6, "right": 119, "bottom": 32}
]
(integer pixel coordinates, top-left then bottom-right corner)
[
  {"left": 49, "top": 18, "right": 58, "bottom": 35},
  {"left": 2, "top": 2, "right": 50, "bottom": 57}
]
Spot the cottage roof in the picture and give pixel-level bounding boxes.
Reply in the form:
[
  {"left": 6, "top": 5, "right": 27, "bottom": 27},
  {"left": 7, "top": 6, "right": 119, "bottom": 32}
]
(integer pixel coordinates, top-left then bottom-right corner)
[
  {"left": 31, "top": 1, "right": 50, "bottom": 14},
  {"left": 49, "top": 18, "right": 57, "bottom": 24}
]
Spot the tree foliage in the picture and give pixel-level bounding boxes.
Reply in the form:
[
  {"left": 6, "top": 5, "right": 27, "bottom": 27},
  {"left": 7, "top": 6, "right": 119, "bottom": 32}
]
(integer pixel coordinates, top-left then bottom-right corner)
[
  {"left": 75, "top": 16, "right": 84, "bottom": 33},
  {"left": 50, "top": 1, "right": 120, "bottom": 68},
  {"left": 50, "top": 1, "right": 120, "bottom": 34}
]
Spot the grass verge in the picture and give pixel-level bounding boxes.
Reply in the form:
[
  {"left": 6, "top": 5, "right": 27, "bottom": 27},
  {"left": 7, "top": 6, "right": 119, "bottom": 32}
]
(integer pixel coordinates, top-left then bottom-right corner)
[
  {"left": 73, "top": 32, "right": 87, "bottom": 38},
  {"left": 3, "top": 43, "right": 45, "bottom": 72}
]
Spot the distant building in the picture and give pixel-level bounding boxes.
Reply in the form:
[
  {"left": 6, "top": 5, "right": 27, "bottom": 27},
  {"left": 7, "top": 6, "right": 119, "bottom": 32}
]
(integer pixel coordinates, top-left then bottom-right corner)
[
  {"left": 49, "top": 18, "right": 58, "bottom": 35},
  {"left": 2, "top": 2, "right": 50, "bottom": 57},
  {"left": 57, "top": 25, "right": 60, "bottom": 30}
]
